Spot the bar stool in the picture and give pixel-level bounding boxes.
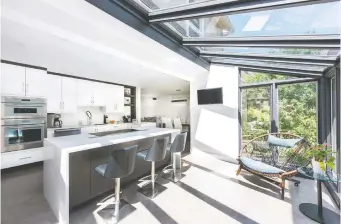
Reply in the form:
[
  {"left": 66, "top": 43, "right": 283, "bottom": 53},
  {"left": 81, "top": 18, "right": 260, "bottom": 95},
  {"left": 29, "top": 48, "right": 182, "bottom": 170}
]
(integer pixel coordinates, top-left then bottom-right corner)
[
  {"left": 137, "top": 137, "right": 169, "bottom": 198},
  {"left": 163, "top": 132, "right": 187, "bottom": 183},
  {"left": 95, "top": 145, "right": 138, "bottom": 224}
]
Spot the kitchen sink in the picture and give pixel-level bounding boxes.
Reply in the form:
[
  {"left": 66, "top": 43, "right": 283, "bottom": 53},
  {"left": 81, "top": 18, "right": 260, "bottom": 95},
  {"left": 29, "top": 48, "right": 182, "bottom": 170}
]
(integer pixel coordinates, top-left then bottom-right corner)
[{"left": 89, "top": 129, "right": 138, "bottom": 137}]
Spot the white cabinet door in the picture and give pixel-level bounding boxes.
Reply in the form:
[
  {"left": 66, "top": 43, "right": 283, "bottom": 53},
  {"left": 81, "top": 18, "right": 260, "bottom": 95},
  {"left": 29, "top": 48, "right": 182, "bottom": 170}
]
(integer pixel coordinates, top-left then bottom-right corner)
[
  {"left": 1, "top": 63, "right": 26, "bottom": 96},
  {"left": 45, "top": 74, "right": 62, "bottom": 113},
  {"left": 92, "top": 82, "right": 106, "bottom": 106},
  {"left": 61, "top": 77, "right": 77, "bottom": 113},
  {"left": 25, "top": 67, "right": 48, "bottom": 97},
  {"left": 76, "top": 79, "right": 93, "bottom": 106},
  {"left": 105, "top": 84, "right": 116, "bottom": 113},
  {"left": 115, "top": 86, "right": 124, "bottom": 113}
]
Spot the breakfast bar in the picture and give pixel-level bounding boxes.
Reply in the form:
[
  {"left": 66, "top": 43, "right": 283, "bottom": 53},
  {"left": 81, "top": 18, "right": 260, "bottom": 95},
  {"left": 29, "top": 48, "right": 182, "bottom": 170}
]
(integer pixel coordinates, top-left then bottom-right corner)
[{"left": 44, "top": 128, "right": 180, "bottom": 224}]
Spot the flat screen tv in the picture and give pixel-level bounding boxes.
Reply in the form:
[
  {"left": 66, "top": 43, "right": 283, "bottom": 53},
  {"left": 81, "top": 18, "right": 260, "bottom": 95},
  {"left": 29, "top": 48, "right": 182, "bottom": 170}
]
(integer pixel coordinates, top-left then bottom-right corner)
[{"left": 197, "top": 88, "right": 223, "bottom": 105}]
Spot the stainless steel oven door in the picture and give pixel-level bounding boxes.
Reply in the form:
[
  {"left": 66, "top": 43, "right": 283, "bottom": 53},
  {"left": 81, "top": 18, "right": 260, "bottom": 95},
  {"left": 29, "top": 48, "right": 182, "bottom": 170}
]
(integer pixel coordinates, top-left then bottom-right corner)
[
  {"left": 1, "top": 119, "right": 45, "bottom": 152},
  {"left": 1, "top": 96, "right": 46, "bottom": 119}
]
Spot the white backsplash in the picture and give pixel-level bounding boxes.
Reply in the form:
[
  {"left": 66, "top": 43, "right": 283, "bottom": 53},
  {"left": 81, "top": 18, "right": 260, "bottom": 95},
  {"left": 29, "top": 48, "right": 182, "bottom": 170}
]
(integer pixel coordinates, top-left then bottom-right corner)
[{"left": 61, "top": 107, "right": 123, "bottom": 126}]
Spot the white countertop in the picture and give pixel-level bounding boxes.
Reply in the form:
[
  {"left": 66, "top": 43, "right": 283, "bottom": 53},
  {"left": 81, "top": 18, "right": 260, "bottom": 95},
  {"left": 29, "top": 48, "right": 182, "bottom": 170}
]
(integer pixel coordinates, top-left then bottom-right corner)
[{"left": 45, "top": 127, "right": 179, "bottom": 154}]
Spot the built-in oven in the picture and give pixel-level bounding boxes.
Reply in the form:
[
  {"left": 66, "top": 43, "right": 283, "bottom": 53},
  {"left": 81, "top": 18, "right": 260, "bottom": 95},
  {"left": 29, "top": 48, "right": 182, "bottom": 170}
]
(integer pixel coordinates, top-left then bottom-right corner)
[
  {"left": 1, "top": 96, "right": 47, "bottom": 152},
  {"left": 1, "top": 96, "right": 46, "bottom": 119},
  {"left": 1, "top": 119, "right": 45, "bottom": 152}
]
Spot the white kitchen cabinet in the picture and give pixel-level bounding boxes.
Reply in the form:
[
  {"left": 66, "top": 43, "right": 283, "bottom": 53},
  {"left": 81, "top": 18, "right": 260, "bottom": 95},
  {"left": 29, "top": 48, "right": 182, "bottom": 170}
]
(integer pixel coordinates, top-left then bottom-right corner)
[
  {"left": 92, "top": 82, "right": 106, "bottom": 107},
  {"left": 61, "top": 77, "right": 77, "bottom": 113},
  {"left": 1, "top": 147, "right": 45, "bottom": 169},
  {"left": 25, "top": 67, "right": 48, "bottom": 97},
  {"left": 1, "top": 63, "right": 26, "bottom": 96},
  {"left": 115, "top": 86, "right": 124, "bottom": 113},
  {"left": 45, "top": 74, "right": 62, "bottom": 113},
  {"left": 76, "top": 79, "right": 93, "bottom": 106},
  {"left": 77, "top": 80, "right": 106, "bottom": 107},
  {"left": 105, "top": 84, "right": 124, "bottom": 113}
]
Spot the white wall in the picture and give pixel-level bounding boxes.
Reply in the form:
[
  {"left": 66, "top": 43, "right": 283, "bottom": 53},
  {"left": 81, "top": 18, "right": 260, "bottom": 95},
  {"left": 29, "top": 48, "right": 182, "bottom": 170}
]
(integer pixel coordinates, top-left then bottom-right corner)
[
  {"left": 141, "top": 94, "right": 190, "bottom": 123},
  {"left": 60, "top": 107, "right": 122, "bottom": 127},
  {"left": 190, "top": 65, "right": 240, "bottom": 163}
]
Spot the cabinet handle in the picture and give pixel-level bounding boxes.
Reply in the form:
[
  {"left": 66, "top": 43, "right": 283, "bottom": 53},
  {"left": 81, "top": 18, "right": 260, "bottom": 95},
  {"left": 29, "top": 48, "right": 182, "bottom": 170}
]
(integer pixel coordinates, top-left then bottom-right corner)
[
  {"left": 62, "top": 102, "right": 65, "bottom": 109},
  {"left": 22, "top": 82, "right": 25, "bottom": 93},
  {"left": 60, "top": 102, "right": 62, "bottom": 109},
  {"left": 26, "top": 84, "right": 29, "bottom": 93},
  {"left": 19, "top": 157, "right": 31, "bottom": 160}
]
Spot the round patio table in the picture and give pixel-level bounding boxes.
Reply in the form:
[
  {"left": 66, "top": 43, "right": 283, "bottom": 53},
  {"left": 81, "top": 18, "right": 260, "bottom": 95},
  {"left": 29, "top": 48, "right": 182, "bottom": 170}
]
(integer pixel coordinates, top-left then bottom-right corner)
[{"left": 297, "top": 167, "right": 340, "bottom": 224}]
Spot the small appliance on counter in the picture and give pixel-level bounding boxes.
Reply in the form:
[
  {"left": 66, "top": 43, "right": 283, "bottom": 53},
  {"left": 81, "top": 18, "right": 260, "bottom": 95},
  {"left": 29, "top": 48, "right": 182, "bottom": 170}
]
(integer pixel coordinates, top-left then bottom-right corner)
[
  {"left": 47, "top": 113, "right": 63, "bottom": 128},
  {"left": 103, "top": 114, "right": 108, "bottom": 124},
  {"left": 122, "top": 115, "right": 131, "bottom": 123},
  {"left": 54, "top": 128, "right": 81, "bottom": 137}
]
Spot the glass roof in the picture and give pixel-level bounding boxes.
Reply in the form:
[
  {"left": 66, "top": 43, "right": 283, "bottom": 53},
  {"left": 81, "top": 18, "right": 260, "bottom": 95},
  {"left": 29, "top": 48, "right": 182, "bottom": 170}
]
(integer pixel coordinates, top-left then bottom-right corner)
[
  {"left": 138, "top": 0, "right": 216, "bottom": 11},
  {"left": 199, "top": 47, "right": 340, "bottom": 57},
  {"left": 163, "top": 2, "right": 340, "bottom": 38},
  {"left": 210, "top": 58, "right": 327, "bottom": 72}
]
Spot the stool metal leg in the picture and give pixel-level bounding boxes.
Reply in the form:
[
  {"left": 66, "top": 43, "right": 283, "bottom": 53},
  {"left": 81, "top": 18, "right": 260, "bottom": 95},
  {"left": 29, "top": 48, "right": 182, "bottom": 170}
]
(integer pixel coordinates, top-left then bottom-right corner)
[
  {"left": 97, "top": 178, "right": 136, "bottom": 224},
  {"left": 164, "top": 152, "right": 184, "bottom": 183},
  {"left": 151, "top": 161, "right": 155, "bottom": 196},
  {"left": 138, "top": 161, "right": 167, "bottom": 199},
  {"left": 114, "top": 178, "right": 120, "bottom": 220}
]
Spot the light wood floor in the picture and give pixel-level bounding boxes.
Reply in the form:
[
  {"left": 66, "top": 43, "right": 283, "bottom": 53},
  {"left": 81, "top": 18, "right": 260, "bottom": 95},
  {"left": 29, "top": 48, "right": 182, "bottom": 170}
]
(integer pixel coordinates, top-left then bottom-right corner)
[{"left": 1, "top": 151, "right": 339, "bottom": 224}]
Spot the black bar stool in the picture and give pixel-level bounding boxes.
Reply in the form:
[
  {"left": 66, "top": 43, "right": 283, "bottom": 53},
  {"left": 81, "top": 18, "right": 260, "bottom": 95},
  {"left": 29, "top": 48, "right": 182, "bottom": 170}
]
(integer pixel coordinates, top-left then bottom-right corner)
[
  {"left": 137, "top": 137, "right": 169, "bottom": 198},
  {"left": 95, "top": 145, "right": 138, "bottom": 223},
  {"left": 163, "top": 132, "right": 187, "bottom": 183}
]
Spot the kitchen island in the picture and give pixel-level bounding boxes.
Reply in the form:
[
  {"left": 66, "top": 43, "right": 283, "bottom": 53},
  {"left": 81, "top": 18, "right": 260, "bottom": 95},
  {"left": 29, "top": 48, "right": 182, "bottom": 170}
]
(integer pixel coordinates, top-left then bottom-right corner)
[{"left": 44, "top": 127, "right": 180, "bottom": 224}]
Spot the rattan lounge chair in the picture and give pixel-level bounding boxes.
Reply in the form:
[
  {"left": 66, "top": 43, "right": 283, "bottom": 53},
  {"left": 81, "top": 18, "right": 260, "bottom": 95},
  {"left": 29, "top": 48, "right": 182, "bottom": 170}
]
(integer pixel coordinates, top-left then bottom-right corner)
[{"left": 237, "top": 133, "right": 311, "bottom": 200}]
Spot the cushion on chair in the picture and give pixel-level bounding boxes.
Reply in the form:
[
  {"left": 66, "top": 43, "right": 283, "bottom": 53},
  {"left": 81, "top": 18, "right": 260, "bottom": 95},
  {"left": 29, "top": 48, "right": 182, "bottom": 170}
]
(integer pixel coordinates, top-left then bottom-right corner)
[
  {"left": 267, "top": 134, "right": 302, "bottom": 148},
  {"left": 240, "top": 157, "right": 284, "bottom": 174},
  {"left": 95, "top": 163, "right": 107, "bottom": 177},
  {"left": 137, "top": 150, "right": 149, "bottom": 160}
]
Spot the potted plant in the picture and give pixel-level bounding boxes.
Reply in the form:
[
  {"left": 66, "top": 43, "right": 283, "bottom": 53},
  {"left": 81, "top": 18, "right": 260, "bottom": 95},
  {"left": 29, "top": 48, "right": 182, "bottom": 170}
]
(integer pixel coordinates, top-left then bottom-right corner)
[{"left": 308, "top": 144, "right": 335, "bottom": 174}]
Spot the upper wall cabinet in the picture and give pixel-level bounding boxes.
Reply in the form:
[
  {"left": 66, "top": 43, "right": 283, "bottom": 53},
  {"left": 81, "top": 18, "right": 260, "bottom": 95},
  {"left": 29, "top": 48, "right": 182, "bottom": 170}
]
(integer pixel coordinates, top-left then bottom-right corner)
[
  {"left": 61, "top": 77, "right": 77, "bottom": 113},
  {"left": 76, "top": 80, "right": 106, "bottom": 107},
  {"left": 1, "top": 63, "right": 26, "bottom": 96},
  {"left": 45, "top": 76, "right": 77, "bottom": 114},
  {"left": 25, "top": 67, "right": 49, "bottom": 97}
]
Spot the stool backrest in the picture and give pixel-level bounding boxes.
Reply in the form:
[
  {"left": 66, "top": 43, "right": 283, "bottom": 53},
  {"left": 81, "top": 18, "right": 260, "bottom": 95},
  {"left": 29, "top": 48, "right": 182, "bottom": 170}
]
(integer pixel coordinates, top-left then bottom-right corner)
[
  {"left": 145, "top": 137, "right": 169, "bottom": 162},
  {"left": 173, "top": 118, "right": 182, "bottom": 130},
  {"left": 169, "top": 132, "right": 187, "bottom": 153},
  {"left": 161, "top": 117, "right": 173, "bottom": 129},
  {"left": 104, "top": 145, "right": 138, "bottom": 179}
]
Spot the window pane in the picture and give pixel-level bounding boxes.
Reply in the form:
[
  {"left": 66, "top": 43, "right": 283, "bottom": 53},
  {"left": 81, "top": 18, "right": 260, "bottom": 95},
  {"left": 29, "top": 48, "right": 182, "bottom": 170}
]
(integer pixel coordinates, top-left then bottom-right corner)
[
  {"left": 166, "top": 2, "right": 340, "bottom": 37},
  {"left": 278, "top": 82, "right": 317, "bottom": 144},
  {"left": 242, "top": 87, "right": 271, "bottom": 141},
  {"left": 200, "top": 47, "right": 340, "bottom": 57},
  {"left": 212, "top": 58, "right": 327, "bottom": 71},
  {"left": 138, "top": 0, "right": 216, "bottom": 11},
  {"left": 241, "top": 71, "right": 295, "bottom": 85}
]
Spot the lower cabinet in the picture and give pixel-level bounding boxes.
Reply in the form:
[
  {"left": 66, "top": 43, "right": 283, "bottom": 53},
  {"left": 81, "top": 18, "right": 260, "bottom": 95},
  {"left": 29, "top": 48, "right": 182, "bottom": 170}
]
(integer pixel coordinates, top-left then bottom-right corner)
[
  {"left": 90, "top": 147, "right": 113, "bottom": 198},
  {"left": 69, "top": 150, "right": 91, "bottom": 208},
  {"left": 69, "top": 134, "right": 171, "bottom": 208}
]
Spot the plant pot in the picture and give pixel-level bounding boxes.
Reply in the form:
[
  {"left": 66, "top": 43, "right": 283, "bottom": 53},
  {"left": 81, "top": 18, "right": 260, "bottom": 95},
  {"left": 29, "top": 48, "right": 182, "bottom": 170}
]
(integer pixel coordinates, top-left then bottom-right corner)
[{"left": 311, "top": 159, "right": 326, "bottom": 174}]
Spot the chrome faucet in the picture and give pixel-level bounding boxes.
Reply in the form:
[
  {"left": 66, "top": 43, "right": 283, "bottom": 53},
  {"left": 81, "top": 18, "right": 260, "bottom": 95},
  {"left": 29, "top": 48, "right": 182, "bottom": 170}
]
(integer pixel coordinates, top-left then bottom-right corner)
[{"left": 86, "top": 111, "right": 92, "bottom": 125}]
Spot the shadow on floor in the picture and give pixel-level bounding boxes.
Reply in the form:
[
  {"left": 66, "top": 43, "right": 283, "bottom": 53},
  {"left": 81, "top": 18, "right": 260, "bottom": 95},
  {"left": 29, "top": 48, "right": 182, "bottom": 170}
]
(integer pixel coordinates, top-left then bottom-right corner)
[
  {"left": 175, "top": 181, "right": 260, "bottom": 224},
  {"left": 139, "top": 196, "right": 178, "bottom": 224},
  {"left": 182, "top": 160, "right": 292, "bottom": 202}
]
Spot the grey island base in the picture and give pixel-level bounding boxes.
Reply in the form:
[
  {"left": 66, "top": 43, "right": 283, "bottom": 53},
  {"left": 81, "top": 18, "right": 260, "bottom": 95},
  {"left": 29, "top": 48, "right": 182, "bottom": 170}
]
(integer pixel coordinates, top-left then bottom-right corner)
[{"left": 43, "top": 128, "right": 180, "bottom": 224}]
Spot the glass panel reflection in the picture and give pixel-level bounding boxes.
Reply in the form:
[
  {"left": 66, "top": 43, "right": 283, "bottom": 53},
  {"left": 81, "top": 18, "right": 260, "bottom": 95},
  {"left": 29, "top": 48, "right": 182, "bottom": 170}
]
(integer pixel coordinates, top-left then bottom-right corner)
[
  {"left": 212, "top": 58, "right": 327, "bottom": 71},
  {"left": 165, "top": 2, "right": 340, "bottom": 37},
  {"left": 139, "top": 0, "right": 216, "bottom": 11},
  {"left": 200, "top": 47, "right": 340, "bottom": 56}
]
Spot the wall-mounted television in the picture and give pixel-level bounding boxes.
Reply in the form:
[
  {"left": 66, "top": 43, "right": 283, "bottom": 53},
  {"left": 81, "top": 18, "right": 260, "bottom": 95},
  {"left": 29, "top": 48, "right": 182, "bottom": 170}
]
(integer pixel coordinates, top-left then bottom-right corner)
[{"left": 197, "top": 87, "right": 223, "bottom": 105}]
